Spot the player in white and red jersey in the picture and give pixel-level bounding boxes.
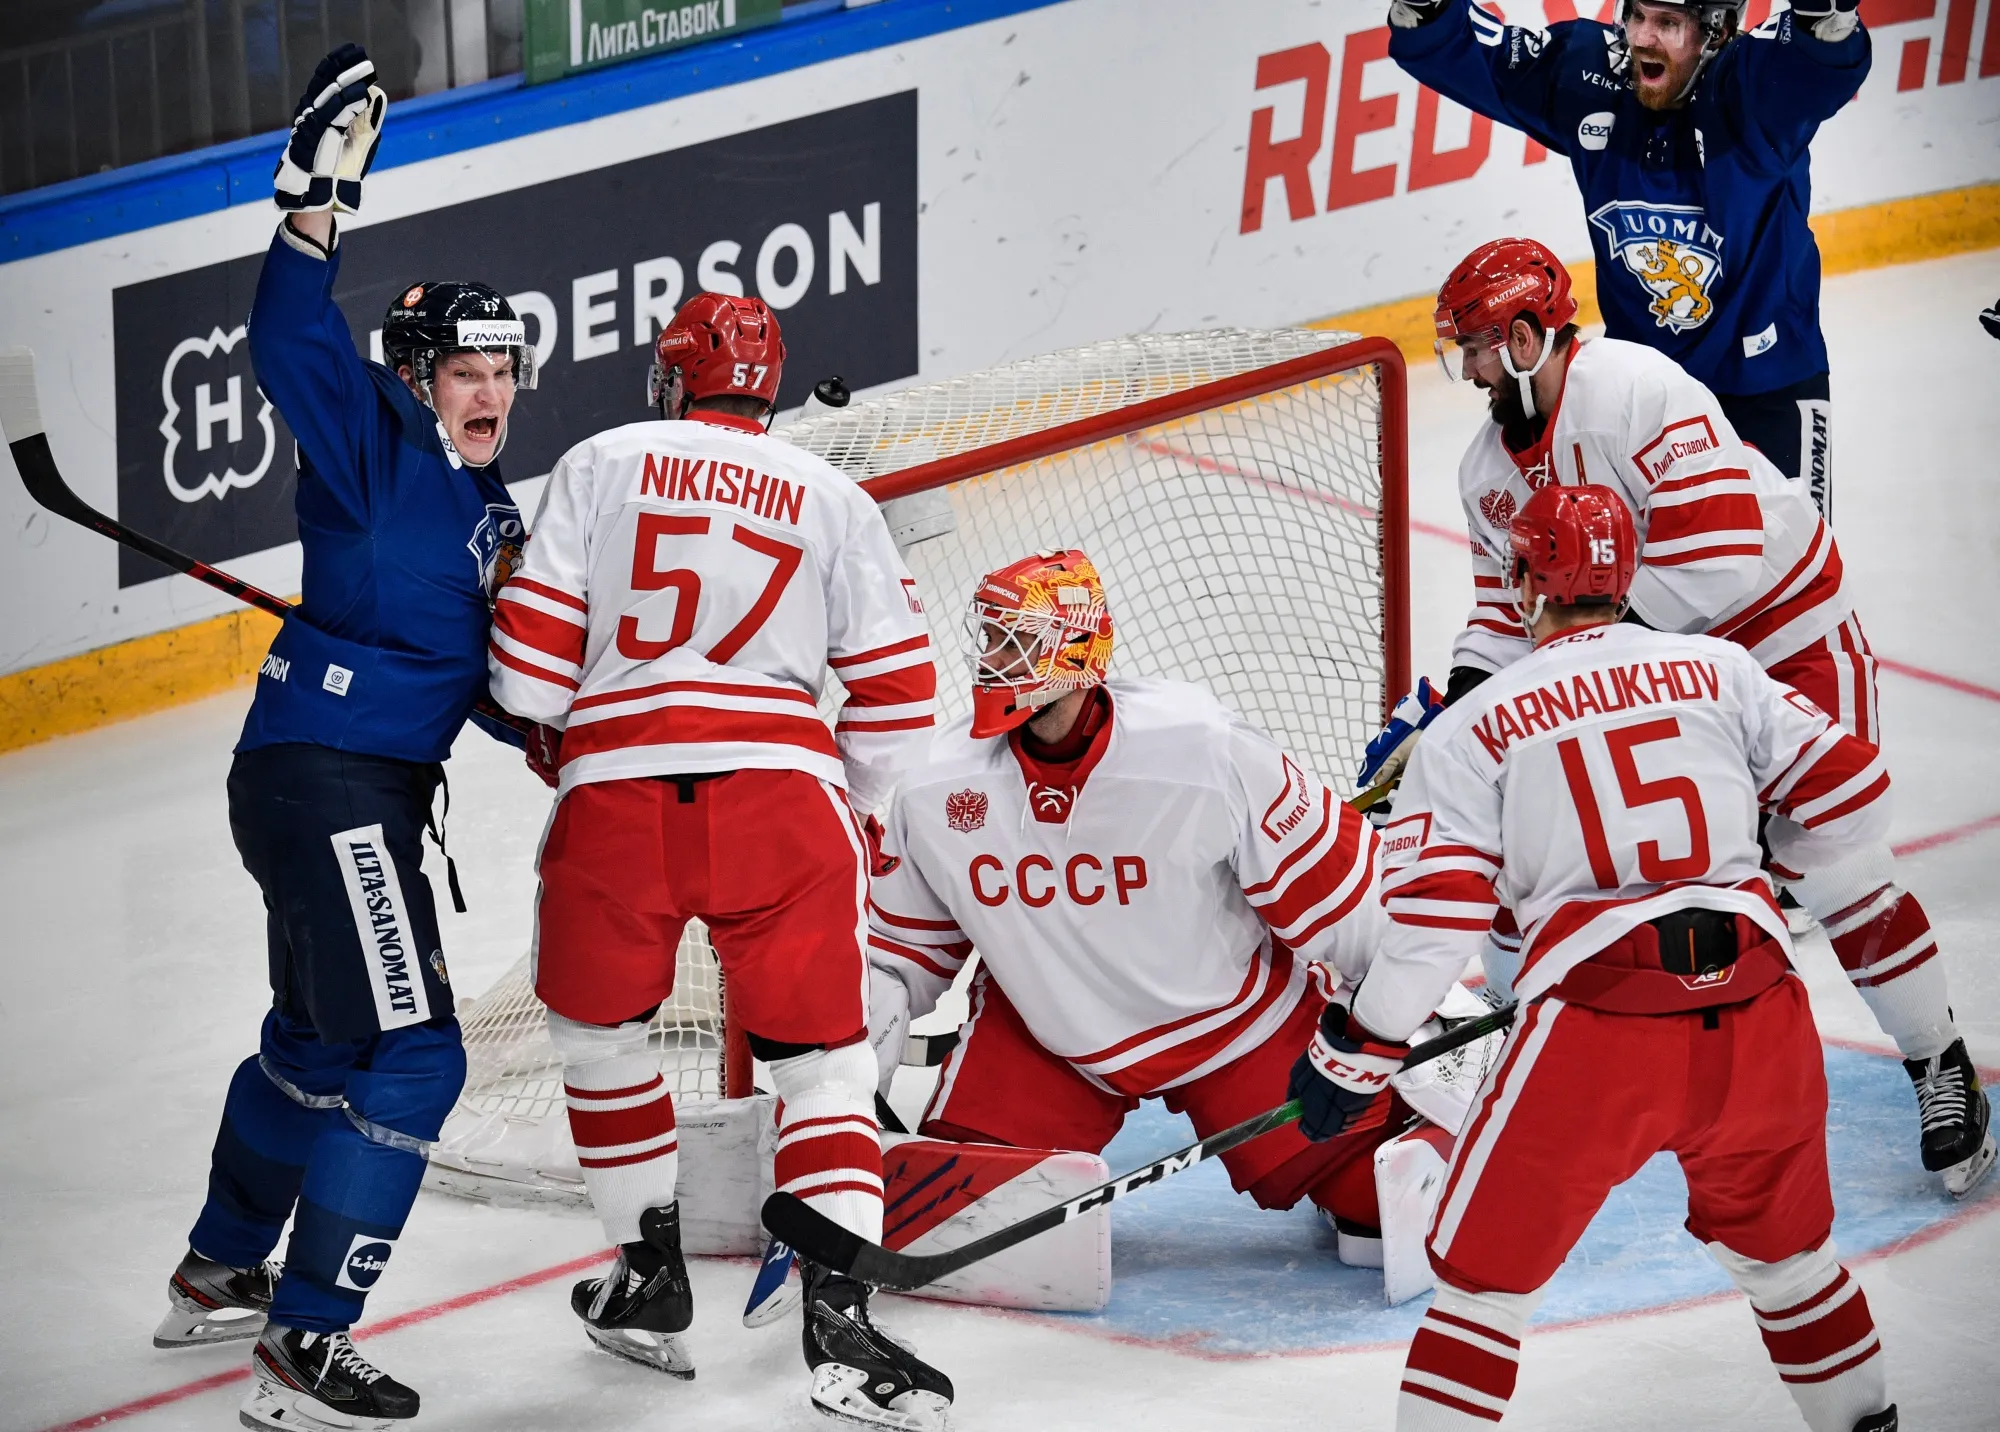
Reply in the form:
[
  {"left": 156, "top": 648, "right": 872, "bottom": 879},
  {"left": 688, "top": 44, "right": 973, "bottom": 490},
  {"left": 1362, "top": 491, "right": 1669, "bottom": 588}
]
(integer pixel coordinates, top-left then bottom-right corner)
[
  {"left": 1300, "top": 486, "right": 1898, "bottom": 1432},
  {"left": 487, "top": 293, "right": 951, "bottom": 1430},
  {"left": 1388, "top": 236, "right": 1990, "bottom": 1195},
  {"left": 865, "top": 549, "right": 1465, "bottom": 1273}
]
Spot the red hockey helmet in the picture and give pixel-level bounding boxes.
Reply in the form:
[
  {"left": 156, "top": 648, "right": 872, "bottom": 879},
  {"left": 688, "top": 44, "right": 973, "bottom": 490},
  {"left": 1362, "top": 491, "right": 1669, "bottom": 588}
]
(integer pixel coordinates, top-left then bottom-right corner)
[
  {"left": 1433, "top": 237, "right": 1579, "bottom": 383},
  {"left": 1508, "top": 483, "right": 1638, "bottom": 610},
  {"left": 963, "top": 549, "right": 1115, "bottom": 738},
  {"left": 649, "top": 292, "right": 786, "bottom": 417}
]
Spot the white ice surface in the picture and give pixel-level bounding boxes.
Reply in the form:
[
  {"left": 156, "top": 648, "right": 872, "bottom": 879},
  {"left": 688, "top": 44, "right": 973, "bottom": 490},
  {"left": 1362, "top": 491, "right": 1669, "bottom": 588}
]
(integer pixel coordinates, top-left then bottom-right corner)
[{"left": 4, "top": 250, "right": 1998, "bottom": 1431}]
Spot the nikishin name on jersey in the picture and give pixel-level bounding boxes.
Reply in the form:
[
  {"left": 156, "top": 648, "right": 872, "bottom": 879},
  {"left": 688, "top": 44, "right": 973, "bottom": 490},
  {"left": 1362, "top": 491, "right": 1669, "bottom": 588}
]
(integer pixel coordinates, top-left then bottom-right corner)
[
  {"left": 640, "top": 453, "right": 806, "bottom": 526},
  {"left": 969, "top": 853, "right": 1148, "bottom": 908},
  {"left": 1470, "top": 658, "right": 1722, "bottom": 763}
]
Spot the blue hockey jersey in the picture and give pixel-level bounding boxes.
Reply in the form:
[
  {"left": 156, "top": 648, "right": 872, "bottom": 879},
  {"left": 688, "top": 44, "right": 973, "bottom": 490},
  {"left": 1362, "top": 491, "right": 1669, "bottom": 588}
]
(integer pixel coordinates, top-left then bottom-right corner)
[
  {"left": 1391, "top": 5, "right": 1869, "bottom": 396},
  {"left": 238, "top": 223, "right": 523, "bottom": 764}
]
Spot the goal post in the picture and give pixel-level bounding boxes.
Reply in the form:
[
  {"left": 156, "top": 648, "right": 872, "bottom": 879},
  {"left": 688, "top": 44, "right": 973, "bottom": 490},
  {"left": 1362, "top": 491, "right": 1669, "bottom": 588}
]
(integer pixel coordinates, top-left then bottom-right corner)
[{"left": 428, "top": 328, "right": 1409, "bottom": 1204}]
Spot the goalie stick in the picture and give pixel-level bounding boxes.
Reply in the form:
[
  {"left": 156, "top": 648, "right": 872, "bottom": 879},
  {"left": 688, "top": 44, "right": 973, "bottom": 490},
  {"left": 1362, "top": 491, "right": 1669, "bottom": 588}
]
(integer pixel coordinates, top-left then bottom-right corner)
[
  {"left": 0, "top": 347, "right": 532, "bottom": 738},
  {"left": 760, "top": 1003, "right": 1517, "bottom": 1292}
]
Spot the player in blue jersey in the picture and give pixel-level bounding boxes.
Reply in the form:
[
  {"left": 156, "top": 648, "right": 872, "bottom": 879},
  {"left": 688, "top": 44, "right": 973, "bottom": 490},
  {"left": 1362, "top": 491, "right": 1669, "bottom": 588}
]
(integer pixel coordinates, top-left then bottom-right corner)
[
  {"left": 152, "top": 45, "right": 534, "bottom": 1432},
  {"left": 1388, "top": 0, "right": 1867, "bottom": 520}
]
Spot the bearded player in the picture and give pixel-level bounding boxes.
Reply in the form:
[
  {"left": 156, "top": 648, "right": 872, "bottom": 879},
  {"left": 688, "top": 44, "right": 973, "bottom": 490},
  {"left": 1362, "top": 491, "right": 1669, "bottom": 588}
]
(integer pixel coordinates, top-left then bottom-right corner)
[
  {"left": 865, "top": 549, "right": 1476, "bottom": 1281},
  {"left": 486, "top": 293, "right": 951, "bottom": 1429},
  {"left": 1300, "top": 485, "right": 1899, "bottom": 1432},
  {"left": 1367, "top": 238, "right": 1991, "bottom": 1196},
  {"left": 1387, "top": 0, "right": 1866, "bottom": 518}
]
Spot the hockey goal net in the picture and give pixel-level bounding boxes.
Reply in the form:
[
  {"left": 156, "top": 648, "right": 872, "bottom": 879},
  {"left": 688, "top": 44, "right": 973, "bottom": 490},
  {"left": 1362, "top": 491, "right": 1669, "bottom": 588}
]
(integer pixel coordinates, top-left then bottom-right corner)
[{"left": 428, "top": 328, "right": 1408, "bottom": 1203}]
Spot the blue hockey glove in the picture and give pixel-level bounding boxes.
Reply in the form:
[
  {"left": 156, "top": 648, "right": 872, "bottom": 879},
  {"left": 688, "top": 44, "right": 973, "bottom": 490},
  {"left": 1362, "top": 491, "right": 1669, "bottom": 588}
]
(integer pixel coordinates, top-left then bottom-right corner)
[
  {"left": 1287, "top": 998, "right": 1410, "bottom": 1143},
  {"left": 1787, "top": 0, "right": 1859, "bottom": 41},
  {"left": 1356, "top": 677, "right": 1444, "bottom": 820},
  {"left": 273, "top": 45, "right": 384, "bottom": 214}
]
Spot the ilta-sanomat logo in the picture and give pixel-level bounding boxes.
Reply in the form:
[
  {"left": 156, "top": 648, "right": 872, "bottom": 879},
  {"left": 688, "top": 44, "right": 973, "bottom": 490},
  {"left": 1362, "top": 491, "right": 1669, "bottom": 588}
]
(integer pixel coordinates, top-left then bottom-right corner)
[{"left": 159, "top": 325, "right": 278, "bottom": 503}]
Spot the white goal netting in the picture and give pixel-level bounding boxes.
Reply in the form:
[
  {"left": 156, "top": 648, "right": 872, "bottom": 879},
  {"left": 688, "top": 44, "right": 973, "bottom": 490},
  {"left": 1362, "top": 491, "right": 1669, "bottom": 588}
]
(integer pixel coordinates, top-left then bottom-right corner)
[{"left": 429, "top": 328, "right": 1405, "bottom": 1204}]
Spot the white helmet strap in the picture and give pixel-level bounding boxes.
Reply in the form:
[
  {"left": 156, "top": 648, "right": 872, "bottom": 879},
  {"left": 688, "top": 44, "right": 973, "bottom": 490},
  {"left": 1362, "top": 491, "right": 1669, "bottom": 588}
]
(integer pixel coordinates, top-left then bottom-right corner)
[{"left": 1499, "top": 324, "right": 1559, "bottom": 420}]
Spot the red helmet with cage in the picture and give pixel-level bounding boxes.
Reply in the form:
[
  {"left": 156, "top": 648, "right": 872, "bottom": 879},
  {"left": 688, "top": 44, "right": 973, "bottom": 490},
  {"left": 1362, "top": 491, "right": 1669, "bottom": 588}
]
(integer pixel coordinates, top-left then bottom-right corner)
[
  {"left": 1434, "top": 238, "right": 1578, "bottom": 378},
  {"left": 649, "top": 292, "right": 786, "bottom": 417},
  {"left": 964, "top": 549, "right": 1115, "bottom": 738},
  {"left": 1508, "top": 484, "right": 1638, "bottom": 610}
]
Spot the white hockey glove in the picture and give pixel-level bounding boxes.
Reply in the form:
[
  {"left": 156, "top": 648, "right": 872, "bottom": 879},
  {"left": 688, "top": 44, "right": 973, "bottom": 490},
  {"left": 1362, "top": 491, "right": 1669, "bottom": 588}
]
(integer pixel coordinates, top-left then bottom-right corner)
[
  {"left": 1787, "top": 0, "right": 1860, "bottom": 42},
  {"left": 1389, "top": 0, "right": 1452, "bottom": 28},
  {"left": 867, "top": 963, "right": 913, "bottom": 1100},
  {"left": 273, "top": 45, "right": 386, "bottom": 214}
]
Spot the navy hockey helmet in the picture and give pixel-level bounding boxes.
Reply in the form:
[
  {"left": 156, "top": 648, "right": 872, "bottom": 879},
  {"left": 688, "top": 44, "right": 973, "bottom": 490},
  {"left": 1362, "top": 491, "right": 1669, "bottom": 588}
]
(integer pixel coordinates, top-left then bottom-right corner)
[{"left": 381, "top": 281, "right": 538, "bottom": 391}]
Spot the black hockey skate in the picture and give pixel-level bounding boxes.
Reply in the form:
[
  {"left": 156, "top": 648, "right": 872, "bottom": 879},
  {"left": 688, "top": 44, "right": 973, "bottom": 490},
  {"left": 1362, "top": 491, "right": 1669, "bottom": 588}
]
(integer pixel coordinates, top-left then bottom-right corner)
[
  {"left": 240, "top": 1323, "right": 418, "bottom": 1432},
  {"left": 154, "top": 1247, "right": 278, "bottom": 1348},
  {"left": 1853, "top": 1406, "right": 1899, "bottom": 1431},
  {"left": 801, "top": 1259, "right": 953, "bottom": 1431},
  {"left": 572, "top": 1202, "right": 695, "bottom": 1378},
  {"left": 1906, "top": 1038, "right": 1997, "bottom": 1197}
]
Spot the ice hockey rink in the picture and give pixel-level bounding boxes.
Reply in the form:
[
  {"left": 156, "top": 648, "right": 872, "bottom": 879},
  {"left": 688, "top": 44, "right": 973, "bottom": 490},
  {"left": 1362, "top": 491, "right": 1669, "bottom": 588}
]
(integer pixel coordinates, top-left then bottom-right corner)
[{"left": 4, "top": 249, "right": 1996, "bottom": 1432}]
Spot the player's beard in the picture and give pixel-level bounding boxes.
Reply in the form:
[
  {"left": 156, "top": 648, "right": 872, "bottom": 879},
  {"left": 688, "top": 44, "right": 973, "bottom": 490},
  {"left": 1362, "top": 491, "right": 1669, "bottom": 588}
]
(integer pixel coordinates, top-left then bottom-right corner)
[{"left": 1481, "top": 374, "right": 1546, "bottom": 454}]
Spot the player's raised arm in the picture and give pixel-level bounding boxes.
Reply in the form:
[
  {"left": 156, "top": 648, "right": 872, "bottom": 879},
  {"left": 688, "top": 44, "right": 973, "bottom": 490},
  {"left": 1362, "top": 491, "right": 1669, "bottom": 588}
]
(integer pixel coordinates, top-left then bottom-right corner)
[
  {"left": 488, "top": 443, "right": 595, "bottom": 728},
  {"left": 1386, "top": 0, "right": 1574, "bottom": 156},
  {"left": 1703, "top": 0, "right": 1870, "bottom": 167},
  {"left": 825, "top": 491, "right": 938, "bottom": 816}
]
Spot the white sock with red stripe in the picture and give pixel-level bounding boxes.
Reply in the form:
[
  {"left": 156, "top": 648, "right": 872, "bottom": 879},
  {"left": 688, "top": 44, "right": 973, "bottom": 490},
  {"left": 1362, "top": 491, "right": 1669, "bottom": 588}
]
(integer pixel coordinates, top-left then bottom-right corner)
[
  {"left": 769, "top": 1041, "right": 884, "bottom": 1243},
  {"left": 548, "top": 1011, "right": 678, "bottom": 1246},
  {"left": 1788, "top": 844, "right": 1955, "bottom": 1060},
  {"left": 1708, "top": 1241, "right": 1889, "bottom": 1432},
  {"left": 1396, "top": 1281, "right": 1541, "bottom": 1429}
]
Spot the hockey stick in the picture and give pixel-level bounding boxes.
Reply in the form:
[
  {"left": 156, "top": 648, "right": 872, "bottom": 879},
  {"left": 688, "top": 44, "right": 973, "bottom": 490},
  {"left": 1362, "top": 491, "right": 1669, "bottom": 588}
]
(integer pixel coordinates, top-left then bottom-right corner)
[
  {"left": 0, "top": 348, "right": 532, "bottom": 737},
  {"left": 760, "top": 1003, "right": 1517, "bottom": 1292}
]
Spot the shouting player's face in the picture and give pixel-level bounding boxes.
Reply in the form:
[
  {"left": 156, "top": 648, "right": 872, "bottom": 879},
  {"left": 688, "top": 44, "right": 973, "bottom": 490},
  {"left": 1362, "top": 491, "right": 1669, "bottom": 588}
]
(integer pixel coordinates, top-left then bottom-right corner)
[
  {"left": 1624, "top": 0, "right": 1706, "bottom": 110},
  {"left": 412, "top": 349, "right": 519, "bottom": 467}
]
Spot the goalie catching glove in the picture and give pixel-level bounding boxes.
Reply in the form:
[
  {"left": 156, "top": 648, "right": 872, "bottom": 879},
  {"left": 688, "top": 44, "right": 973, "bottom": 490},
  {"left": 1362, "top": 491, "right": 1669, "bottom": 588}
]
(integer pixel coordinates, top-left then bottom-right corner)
[
  {"left": 1287, "top": 997, "right": 1411, "bottom": 1142},
  {"left": 273, "top": 44, "right": 388, "bottom": 214}
]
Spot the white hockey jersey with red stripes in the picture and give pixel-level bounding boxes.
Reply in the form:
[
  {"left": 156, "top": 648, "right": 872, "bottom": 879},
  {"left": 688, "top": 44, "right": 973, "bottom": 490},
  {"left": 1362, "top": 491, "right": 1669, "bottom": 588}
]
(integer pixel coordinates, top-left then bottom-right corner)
[
  {"left": 1451, "top": 338, "right": 1849, "bottom": 677},
  {"left": 487, "top": 410, "right": 935, "bottom": 812},
  {"left": 1353, "top": 622, "right": 1891, "bottom": 1041},
  {"left": 867, "top": 677, "right": 1384, "bottom": 1097}
]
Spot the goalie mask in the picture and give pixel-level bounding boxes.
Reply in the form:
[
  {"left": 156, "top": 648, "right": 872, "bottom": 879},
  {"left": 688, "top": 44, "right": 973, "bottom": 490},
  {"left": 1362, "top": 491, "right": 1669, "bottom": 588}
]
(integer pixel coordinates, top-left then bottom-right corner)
[{"left": 964, "top": 549, "right": 1115, "bottom": 738}]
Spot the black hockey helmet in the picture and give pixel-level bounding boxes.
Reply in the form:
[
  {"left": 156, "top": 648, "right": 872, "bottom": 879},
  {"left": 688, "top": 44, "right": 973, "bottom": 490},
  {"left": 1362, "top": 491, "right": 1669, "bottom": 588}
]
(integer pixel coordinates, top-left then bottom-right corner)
[
  {"left": 381, "top": 280, "right": 538, "bottom": 391},
  {"left": 1613, "top": 0, "right": 1747, "bottom": 102}
]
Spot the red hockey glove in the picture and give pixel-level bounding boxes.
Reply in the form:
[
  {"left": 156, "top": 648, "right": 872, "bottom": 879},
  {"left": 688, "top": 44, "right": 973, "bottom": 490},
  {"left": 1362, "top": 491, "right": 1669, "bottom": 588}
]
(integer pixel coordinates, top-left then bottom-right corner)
[
  {"left": 861, "top": 812, "right": 899, "bottom": 877},
  {"left": 1287, "top": 998, "right": 1411, "bottom": 1142},
  {"left": 525, "top": 723, "right": 562, "bottom": 789}
]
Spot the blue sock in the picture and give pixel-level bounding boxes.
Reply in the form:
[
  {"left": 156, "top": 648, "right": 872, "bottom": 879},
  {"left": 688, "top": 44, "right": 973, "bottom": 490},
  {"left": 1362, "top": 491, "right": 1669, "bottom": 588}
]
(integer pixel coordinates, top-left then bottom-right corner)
[
  {"left": 269, "top": 1020, "right": 465, "bottom": 1333},
  {"left": 189, "top": 1012, "right": 353, "bottom": 1269}
]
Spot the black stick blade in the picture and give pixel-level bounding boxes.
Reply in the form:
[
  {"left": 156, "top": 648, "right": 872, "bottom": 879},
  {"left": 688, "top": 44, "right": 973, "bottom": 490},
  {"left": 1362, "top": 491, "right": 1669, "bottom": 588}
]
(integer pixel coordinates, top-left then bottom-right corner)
[{"left": 761, "top": 1193, "right": 869, "bottom": 1278}]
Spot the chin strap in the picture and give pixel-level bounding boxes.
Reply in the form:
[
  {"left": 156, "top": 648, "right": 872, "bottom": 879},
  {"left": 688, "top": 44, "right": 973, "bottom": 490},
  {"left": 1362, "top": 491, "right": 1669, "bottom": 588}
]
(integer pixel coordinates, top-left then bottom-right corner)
[{"left": 1499, "top": 333, "right": 1560, "bottom": 421}]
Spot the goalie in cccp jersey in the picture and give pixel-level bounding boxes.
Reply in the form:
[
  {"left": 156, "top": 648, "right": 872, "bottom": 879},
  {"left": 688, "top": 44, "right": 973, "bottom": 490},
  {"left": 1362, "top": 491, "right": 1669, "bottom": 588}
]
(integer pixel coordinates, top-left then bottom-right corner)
[{"left": 865, "top": 549, "right": 1489, "bottom": 1288}]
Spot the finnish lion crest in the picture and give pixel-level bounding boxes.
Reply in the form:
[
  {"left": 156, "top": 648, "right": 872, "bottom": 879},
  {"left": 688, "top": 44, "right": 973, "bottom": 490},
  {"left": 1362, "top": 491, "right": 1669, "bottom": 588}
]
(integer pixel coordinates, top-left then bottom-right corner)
[{"left": 1588, "top": 201, "right": 1725, "bottom": 334}]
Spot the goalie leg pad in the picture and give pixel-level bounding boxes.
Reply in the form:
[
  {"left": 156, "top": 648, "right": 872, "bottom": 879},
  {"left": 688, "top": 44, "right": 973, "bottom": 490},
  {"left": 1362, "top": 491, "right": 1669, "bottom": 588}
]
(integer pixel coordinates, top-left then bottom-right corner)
[
  {"left": 1375, "top": 1124, "right": 1455, "bottom": 1306},
  {"left": 548, "top": 1009, "right": 678, "bottom": 1247},
  {"left": 1707, "top": 1240, "right": 1890, "bottom": 1432},
  {"left": 770, "top": 1040, "right": 884, "bottom": 1244}
]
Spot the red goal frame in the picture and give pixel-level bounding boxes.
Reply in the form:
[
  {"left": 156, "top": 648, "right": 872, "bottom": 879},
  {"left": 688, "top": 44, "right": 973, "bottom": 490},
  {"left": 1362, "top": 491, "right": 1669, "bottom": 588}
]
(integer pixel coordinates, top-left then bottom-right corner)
[{"left": 856, "top": 335, "right": 1411, "bottom": 723}]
